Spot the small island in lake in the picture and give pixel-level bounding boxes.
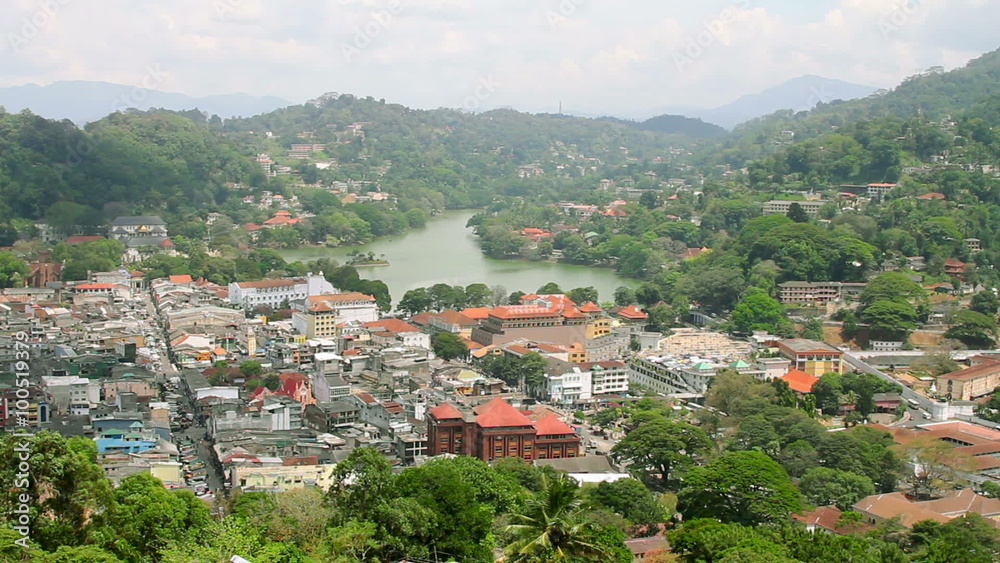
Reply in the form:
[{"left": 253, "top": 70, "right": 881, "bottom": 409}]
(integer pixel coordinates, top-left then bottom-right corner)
[{"left": 345, "top": 250, "right": 390, "bottom": 266}]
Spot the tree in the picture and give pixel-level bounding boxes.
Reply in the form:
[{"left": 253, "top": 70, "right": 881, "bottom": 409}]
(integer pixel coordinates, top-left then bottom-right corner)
[
  {"left": 239, "top": 360, "right": 264, "bottom": 378},
  {"left": 860, "top": 272, "right": 927, "bottom": 311},
  {"left": 786, "top": 202, "right": 809, "bottom": 223},
  {"left": 0, "top": 251, "right": 29, "bottom": 288},
  {"left": 567, "top": 286, "right": 599, "bottom": 305},
  {"left": 812, "top": 372, "right": 844, "bottom": 415},
  {"left": 503, "top": 475, "right": 611, "bottom": 562},
  {"left": 611, "top": 419, "right": 713, "bottom": 488},
  {"left": 801, "top": 318, "right": 824, "bottom": 341},
  {"left": 490, "top": 284, "right": 508, "bottom": 307},
  {"left": 861, "top": 299, "right": 920, "bottom": 341},
  {"left": 731, "top": 288, "right": 791, "bottom": 335},
  {"left": 613, "top": 286, "right": 636, "bottom": 307},
  {"left": 921, "top": 514, "right": 1000, "bottom": 563},
  {"left": 587, "top": 478, "right": 665, "bottom": 531},
  {"left": 705, "top": 369, "right": 775, "bottom": 417},
  {"left": 464, "top": 283, "right": 492, "bottom": 307},
  {"left": 639, "top": 191, "right": 659, "bottom": 210},
  {"left": 944, "top": 309, "right": 997, "bottom": 349},
  {"left": 970, "top": 290, "right": 1000, "bottom": 316},
  {"left": 728, "top": 414, "right": 781, "bottom": 456},
  {"left": 897, "top": 436, "right": 975, "bottom": 500},
  {"left": 677, "top": 451, "right": 801, "bottom": 526},
  {"left": 537, "top": 282, "right": 563, "bottom": 294},
  {"left": 799, "top": 467, "right": 876, "bottom": 510},
  {"left": 93, "top": 473, "right": 210, "bottom": 561},
  {"left": 432, "top": 331, "right": 468, "bottom": 361},
  {"left": 398, "top": 287, "right": 433, "bottom": 315}
]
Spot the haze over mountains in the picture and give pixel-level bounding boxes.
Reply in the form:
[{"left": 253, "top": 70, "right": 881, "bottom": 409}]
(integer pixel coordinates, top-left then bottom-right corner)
[
  {"left": 1, "top": 75, "right": 878, "bottom": 131},
  {"left": 0, "top": 81, "right": 293, "bottom": 125}
]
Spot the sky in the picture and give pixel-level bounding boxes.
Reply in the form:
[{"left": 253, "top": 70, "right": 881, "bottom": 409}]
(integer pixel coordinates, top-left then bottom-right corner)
[{"left": 2, "top": 0, "right": 998, "bottom": 116}]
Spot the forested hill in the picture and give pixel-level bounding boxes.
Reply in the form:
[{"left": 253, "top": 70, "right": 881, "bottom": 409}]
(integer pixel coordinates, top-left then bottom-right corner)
[
  {"left": 598, "top": 114, "right": 727, "bottom": 138},
  {"left": 723, "top": 48, "right": 1000, "bottom": 145},
  {"left": 0, "top": 109, "right": 254, "bottom": 223}
]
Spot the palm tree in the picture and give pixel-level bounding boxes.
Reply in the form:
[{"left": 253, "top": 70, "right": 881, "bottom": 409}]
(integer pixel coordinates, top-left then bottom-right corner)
[{"left": 503, "top": 475, "right": 606, "bottom": 561}]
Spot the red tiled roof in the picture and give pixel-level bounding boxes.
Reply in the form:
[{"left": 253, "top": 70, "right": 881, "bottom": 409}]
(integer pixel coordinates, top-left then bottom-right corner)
[
  {"left": 460, "top": 307, "right": 491, "bottom": 320},
  {"left": 781, "top": 369, "right": 819, "bottom": 394},
  {"left": 616, "top": 304, "right": 648, "bottom": 319},
  {"left": 429, "top": 402, "right": 463, "bottom": 420},
  {"left": 474, "top": 397, "right": 534, "bottom": 428},
  {"left": 65, "top": 235, "right": 103, "bottom": 245},
  {"left": 409, "top": 312, "right": 435, "bottom": 325},
  {"left": 532, "top": 413, "right": 577, "bottom": 435},
  {"left": 917, "top": 192, "right": 946, "bottom": 200},
  {"left": 168, "top": 274, "right": 193, "bottom": 284},
  {"left": 578, "top": 301, "right": 603, "bottom": 313},
  {"left": 364, "top": 318, "right": 420, "bottom": 333},
  {"left": 75, "top": 283, "right": 115, "bottom": 290},
  {"left": 158, "top": 238, "right": 175, "bottom": 247},
  {"left": 433, "top": 309, "right": 478, "bottom": 326}
]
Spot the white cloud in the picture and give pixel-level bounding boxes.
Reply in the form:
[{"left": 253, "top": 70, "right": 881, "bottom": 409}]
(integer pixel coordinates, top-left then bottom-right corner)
[{"left": 0, "top": 0, "right": 995, "bottom": 117}]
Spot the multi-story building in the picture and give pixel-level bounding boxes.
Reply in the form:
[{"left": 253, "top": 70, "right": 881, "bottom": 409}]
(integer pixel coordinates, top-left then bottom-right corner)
[
  {"left": 777, "top": 339, "right": 844, "bottom": 376},
  {"left": 471, "top": 296, "right": 589, "bottom": 347},
  {"left": 543, "top": 359, "right": 593, "bottom": 405},
  {"left": 229, "top": 273, "right": 336, "bottom": 310},
  {"left": 627, "top": 355, "right": 721, "bottom": 396},
  {"left": 427, "top": 397, "right": 580, "bottom": 462},
  {"left": 778, "top": 281, "right": 867, "bottom": 305},
  {"left": 109, "top": 216, "right": 168, "bottom": 242},
  {"left": 290, "top": 292, "right": 379, "bottom": 338},
  {"left": 762, "top": 200, "right": 825, "bottom": 217},
  {"left": 937, "top": 356, "right": 1000, "bottom": 401},
  {"left": 579, "top": 360, "right": 629, "bottom": 395}
]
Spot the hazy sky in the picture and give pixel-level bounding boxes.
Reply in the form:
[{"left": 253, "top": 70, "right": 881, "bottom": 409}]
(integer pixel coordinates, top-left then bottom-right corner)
[{"left": 2, "top": 0, "right": 997, "bottom": 115}]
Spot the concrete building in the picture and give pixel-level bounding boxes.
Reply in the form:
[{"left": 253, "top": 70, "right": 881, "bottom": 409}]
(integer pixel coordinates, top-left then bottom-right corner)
[
  {"left": 937, "top": 356, "right": 1000, "bottom": 401},
  {"left": 291, "top": 292, "right": 379, "bottom": 338},
  {"left": 627, "top": 354, "right": 721, "bottom": 396},
  {"left": 762, "top": 200, "right": 825, "bottom": 217},
  {"left": 777, "top": 339, "right": 845, "bottom": 376},
  {"left": 778, "top": 281, "right": 867, "bottom": 305},
  {"left": 579, "top": 360, "right": 630, "bottom": 396},
  {"left": 229, "top": 273, "right": 335, "bottom": 310},
  {"left": 543, "top": 359, "right": 593, "bottom": 405}
]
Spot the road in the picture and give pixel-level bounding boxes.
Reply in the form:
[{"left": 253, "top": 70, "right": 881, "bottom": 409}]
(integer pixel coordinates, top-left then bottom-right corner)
[{"left": 843, "top": 352, "right": 934, "bottom": 419}]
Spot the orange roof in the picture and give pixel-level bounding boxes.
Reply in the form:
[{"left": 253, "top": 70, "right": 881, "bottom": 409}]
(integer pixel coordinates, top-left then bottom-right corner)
[
  {"left": 307, "top": 292, "right": 376, "bottom": 303},
  {"left": 75, "top": 283, "right": 115, "bottom": 290},
  {"left": 212, "top": 347, "right": 228, "bottom": 355},
  {"left": 532, "top": 413, "right": 577, "bottom": 435},
  {"left": 490, "top": 305, "right": 563, "bottom": 320},
  {"left": 236, "top": 279, "right": 300, "bottom": 289},
  {"left": 364, "top": 318, "right": 420, "bottom": 333},
  {"left": 461, "top": 307, "right": 491, "bottom": 320},
  {"left": 474, "top": 397, "right": 534, "bottom": 428},
  {"left": 433, "top": 309, "right": 478, "bottom": 326},
  {"left": 917, "top": 192, "right": 945, "bottom": 200},
  {"left": 617, "top": 304, "right": 648, "bottom": 319},
  {"left": 158, "top": 238, "right": 175, "bottom": 247},
  {"left": 561, "top": 306, "right": 587, "bottom": 319},
  {"left": 429, "top": 402, "right": 463, "bottom": 420},
  {"left": 578, "top": 301, "right": 603, "bottom": 313},
  {"left": 169, "top": 274, "right": 193, "bottom": 284},
  {"left": 65, "top": 235, "right": 103, "bottom": 245},
  {"left": 780, "top": 369, "right": 820, "bottom": 394}
]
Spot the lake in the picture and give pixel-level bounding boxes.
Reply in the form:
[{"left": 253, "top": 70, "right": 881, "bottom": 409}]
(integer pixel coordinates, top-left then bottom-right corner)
[{"left": 279, "top": 209, "right": 635, "bottom": 303}]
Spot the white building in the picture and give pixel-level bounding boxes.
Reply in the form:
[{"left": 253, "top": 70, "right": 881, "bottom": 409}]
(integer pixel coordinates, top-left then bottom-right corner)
[
  {"left": 627, "top": 354, "right": 723, "bottom": 396},
  {"left": 291, "top": 293, "right": 380, "bottom": 338},
  {"left": 544, "top": 359, "right": 593, "bottom": 405},
  {"left": 762, "top": 200, "right": 825, "bottom": 217},
  {"left": 42, "top": 376, "right": 101, "bottom": 416},
  {"left": 578, "top": 361, "right": 629, "bottom": 395},
  {"left": 228, "top": 273, "right": 335, "bottom": 310}
]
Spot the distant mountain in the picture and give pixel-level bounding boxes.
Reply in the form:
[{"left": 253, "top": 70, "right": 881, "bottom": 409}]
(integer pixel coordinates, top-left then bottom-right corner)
[
  {"left": 599, "top": 114, "right": 726, "bottom": 138},
  {"left": 639, "top": 75, "right": 878, "bottom": 130},
  {"left": 0, "top": 81, "right": 293, "bottom": 124}
]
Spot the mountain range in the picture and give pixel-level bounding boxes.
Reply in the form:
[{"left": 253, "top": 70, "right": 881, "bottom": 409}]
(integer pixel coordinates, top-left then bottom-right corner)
[
  {"left": 0, "top": 81, "right": 293, "bottom": 124},
  {"left": 1, "top": 75, "right": 878, "bottom": 131}
]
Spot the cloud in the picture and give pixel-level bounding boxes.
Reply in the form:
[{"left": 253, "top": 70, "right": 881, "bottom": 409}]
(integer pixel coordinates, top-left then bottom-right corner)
[{"left": 0, "top": 0, "right": 995, "bottom": 117}]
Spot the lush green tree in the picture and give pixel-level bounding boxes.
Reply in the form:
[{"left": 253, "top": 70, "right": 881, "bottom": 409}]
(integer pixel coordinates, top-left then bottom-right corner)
[
  {"left": 503, "top": 475, "right": 611, "bottom": 562},
  {"left": 920, "top": 514, "right": 1000, "bottom": 563},
  {"left": 567, "top": 286, "right": 599, "bottom": 305},
  {"left": 398, "top": 287, "right": 433, "bottom": 315},
  {"left": 786, "top": 202, "right": 810, "bottom": 223},
  {"left": 861, "top": 299, "right": 920, "bottom": 341},
  {"left": 93, "top": 473, "right": 210, "bottom": 561},
  {"left": 613, "top": 286, "right": 636, "bottom": 307},
  {"left": 678, "top": 451, "right": 801, "bottom": 526},
  {"left": 0, "top": 251, "right": 29, "bottom": 288},
  {"left": 587, "top": 478, "right": 665, "bottom": 531},
  {"left": 944, "top": 309, "right": 998, "bottom": 348},
  {"left": 537, "top": 282, "right": 564, "bottom": 294},
  {"left": 970, "top": 290, "right": 1000, "bottom": 316},
  {"left": 731, "top": 288, "right": 791, "bottom": 335},
  {"left": 799, "top": 467, "right": 876, "bottom": 510},
  {"left": 728, "top": 414, "right": 781, "bottom": 456},
  {"left": 812, "top": 372, "right": 844, "bottom": 415},
  {"left": 611, "top": 419, "right": 713, "bottom": 488},
  {"left": 464, "top": 283, "right": 492, "bottom": 307},
  {"left": 432, "top": 331, "right": 468, "bottom": 361},
  {"left": 239, "top": 360, "right": 264, "bottom": 378},
  {"left": 705, "top": 369, "right": 775, "bottom": 417}
]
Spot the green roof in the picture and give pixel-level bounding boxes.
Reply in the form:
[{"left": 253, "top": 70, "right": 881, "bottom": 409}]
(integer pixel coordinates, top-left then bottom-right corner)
[
  {"left": 730, "top": 360, "right": 750, "bottom": 369},
  {"left": 693, "top": 362, "right": 713, "bottom": 371}
]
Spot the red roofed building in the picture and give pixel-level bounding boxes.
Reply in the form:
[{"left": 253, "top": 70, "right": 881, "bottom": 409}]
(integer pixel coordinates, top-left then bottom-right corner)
[
  {"left": 780, "top": 369, "right": 820, "bottom": 394},
  {"left": 945, "top": 258, "right": 966, "bottom": 279},
  {"left": 168, "top": 274, "right": 194, "bottom": 284},
  {"left": 916, "top": 192, "right": 946, "bottom": 200},
  {"left": 427, "top": 397, "right": 580, "bottom": 462},
  {"left": 613, "top": 304, "right": 648, "bottom": 324}
]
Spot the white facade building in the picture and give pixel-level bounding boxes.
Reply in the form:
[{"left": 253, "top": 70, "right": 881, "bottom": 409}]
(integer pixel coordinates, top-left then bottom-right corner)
[
  {"left": 627, "top": 355, "right": 723, "bottom": 396},
  {"left": 544, "top": 362, "right": 593, "bottom": 405},
  {"left": 578, "top": 361, "right": 630, "bottom": 395},
  {"left": 228, "top": 273, "right": 335, "bottom": 310}
]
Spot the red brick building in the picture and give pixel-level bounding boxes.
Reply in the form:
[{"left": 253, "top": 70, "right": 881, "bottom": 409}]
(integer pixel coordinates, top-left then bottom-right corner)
[{"left": 427, "top": 397, "right": 580, "bottom": 462}]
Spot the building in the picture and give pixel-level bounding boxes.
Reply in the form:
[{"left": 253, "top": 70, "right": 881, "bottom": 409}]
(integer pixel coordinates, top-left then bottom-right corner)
[
  {"left": 426, "top": 397, "right": 580, "bottom": 462},
  {"left": 866, "top": 183, "right": 897, "bottom": 201},
  {"left": 543, "top": 358, "right": 593, "bottom": 405},
  {"left": 778, "top": 281, "right": 867, "bottom": 305},
  {"left": 777, "top": 339, "right": 844, "bottom": 376},
  {"left": 762, "top": 200, "right": 826, "bottom": 217},
  {"left": 471, "top": 296, "right": 589, "bottom": 348},
  {"left": 854, "top": 489, "right": 1000, "bottom": 528},
  {"left": 579, "top": 360, "right": 630, "bottom": 396},
  {"left": 936, "top": 356, "right": 1000, "bottom": 401},
  {"left": 291, "top": 292, "right": 379, "bottom": 338},
  {"left": 109, "top": 216, "right": 168, "bottom": 242},
  {"left": 627, "top": 354, "right": 721, "bottom": 396},
  {"left": 229, "top": 273, "right": 336, "bottom": 310}
]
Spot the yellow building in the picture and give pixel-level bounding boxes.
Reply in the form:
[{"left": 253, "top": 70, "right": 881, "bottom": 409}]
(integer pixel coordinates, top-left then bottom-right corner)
[{"left": 777, "top": 339, "right": 844, "bottom": 376}]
